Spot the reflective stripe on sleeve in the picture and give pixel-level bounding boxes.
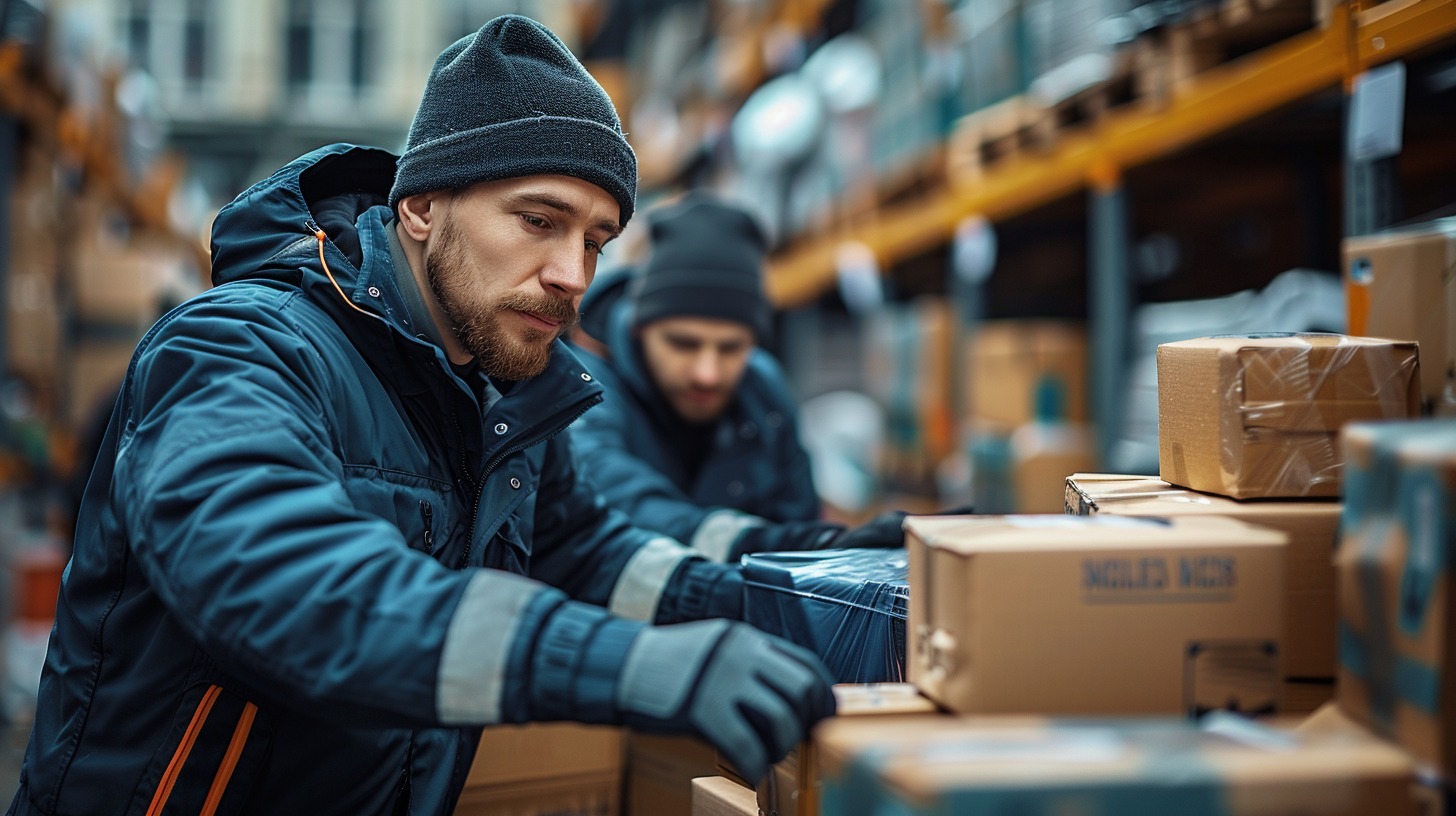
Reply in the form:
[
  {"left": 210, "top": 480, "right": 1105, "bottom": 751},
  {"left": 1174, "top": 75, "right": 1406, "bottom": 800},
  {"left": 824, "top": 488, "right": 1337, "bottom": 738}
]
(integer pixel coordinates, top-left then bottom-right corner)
[
  {"left": 437, "top": 570, "right": 547, "bottom": 724},
  {"left": 689, "top": 509, "right": 766, "bottom": 563},
  {"left": 608, "top": 536, "right": 692, "bottom": 621}
]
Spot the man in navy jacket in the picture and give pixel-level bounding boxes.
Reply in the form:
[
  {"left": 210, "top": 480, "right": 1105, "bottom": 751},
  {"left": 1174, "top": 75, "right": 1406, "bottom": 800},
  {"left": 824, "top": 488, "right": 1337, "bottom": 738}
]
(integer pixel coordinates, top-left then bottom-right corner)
[
  {"left": 8, "top": 16, "right": 833, "bottom": 816},
  {"left": 569, "top": 193, "right": 907, "bottom": 564}
]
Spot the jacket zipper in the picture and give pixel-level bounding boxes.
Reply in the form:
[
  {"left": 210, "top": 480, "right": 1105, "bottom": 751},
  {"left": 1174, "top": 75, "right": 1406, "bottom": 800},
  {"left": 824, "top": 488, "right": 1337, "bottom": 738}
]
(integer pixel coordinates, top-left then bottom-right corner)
[
  {"left": 457, "top": 396, "right": 601, "bottom": 569},
  {"left": 419, "top": 500, "right": 435, "bottom": 555}
]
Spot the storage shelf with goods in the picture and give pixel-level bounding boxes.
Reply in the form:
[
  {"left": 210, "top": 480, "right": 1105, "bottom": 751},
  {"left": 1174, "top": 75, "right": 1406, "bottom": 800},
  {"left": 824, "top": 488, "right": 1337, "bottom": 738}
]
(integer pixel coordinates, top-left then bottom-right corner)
[{"left": 759, "top": 0, "right": 1456, "bottom": 483}]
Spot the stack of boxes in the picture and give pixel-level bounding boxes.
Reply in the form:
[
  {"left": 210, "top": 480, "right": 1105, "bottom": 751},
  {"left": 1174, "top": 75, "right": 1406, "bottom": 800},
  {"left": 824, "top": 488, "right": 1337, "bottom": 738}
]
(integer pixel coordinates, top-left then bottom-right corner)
[
  {"left": 666, "top": 328, "right": 1444, "bottom": 816},
  {"left": 959, "top": 320, "right": 1095, "bottom": 513},
  {"left": 1064, "top": 473, "right": 1343, "bottom": 714},
  {"left": 732, "top": 330, "right": 1434, "bottom": 816}
]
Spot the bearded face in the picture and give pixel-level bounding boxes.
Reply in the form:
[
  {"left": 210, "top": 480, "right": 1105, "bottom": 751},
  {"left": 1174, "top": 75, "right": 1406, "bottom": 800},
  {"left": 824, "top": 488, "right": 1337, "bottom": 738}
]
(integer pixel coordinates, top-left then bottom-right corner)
[{"left": 425, "top": 213, "right": 580, "bottom": 381}]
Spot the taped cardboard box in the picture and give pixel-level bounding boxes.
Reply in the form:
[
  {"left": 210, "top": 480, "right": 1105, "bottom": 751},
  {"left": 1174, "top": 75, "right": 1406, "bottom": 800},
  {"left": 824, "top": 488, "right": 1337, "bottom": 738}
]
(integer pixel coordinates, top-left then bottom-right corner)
[
  {"left": 757, "top": 683, "right": 939, "bottom": 816},
  {"left": 1157, "top": 333, "right": 1420, "bottom": 499},
  {"left": 1344, "top": 219, "right": 1456, "bottom": 414},
  {"left": 906, "top": 514, "right": 1286, "bottom": 716},
  {"left": 1064, "top": 473, "right": 1340, "bottom": 682},
  {"left": 1337, "top": 419, "right": 1456, "bottom": 777},
  {"left": 816, "top": 712, "right": 1420, "bottom": 816}
]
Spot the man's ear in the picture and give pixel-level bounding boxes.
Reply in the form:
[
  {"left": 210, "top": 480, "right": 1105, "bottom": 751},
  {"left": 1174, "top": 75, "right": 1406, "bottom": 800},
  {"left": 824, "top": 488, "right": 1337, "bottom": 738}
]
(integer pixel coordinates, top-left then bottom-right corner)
[{"left": 397, "top": 192, "right": 440, "bottom": 242}]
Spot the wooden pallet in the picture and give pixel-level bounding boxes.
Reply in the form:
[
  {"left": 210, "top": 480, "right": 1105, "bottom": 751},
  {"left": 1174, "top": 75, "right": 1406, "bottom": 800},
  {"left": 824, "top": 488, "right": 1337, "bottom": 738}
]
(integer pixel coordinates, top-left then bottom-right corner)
[
  {"left": 1029, "top": 47, "right": 1156, "bottom": 145},
  {"left": 946, "top": 97, "right": 1045, "bottom": 184},
  {"left": 1163, "top": 0, "right": 1329, "bottom": 86}
]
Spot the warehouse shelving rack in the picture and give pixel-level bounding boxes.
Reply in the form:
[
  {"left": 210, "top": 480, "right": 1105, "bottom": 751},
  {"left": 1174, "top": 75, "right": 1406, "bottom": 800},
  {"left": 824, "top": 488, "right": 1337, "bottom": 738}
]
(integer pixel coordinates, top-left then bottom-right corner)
[{"left": 764, "top": 0, "right": 1456, "bottom": 465}]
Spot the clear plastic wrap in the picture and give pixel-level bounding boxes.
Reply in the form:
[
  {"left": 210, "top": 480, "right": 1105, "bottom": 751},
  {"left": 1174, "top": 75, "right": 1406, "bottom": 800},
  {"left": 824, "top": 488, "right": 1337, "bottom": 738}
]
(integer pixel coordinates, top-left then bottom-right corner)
[
  {"left": 741, "top": 549, "right": 908, "bottom": 683},
  {"left": 1157, "top": 332, "right": 1420, "bottom": 499}
]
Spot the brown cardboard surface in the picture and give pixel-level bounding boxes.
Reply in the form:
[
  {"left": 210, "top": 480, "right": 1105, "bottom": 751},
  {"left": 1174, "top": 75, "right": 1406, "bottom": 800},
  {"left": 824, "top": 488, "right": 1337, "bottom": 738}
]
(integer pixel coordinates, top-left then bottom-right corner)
[
  {"left": 754, "top": 684, "right": 940, "bottom": 816},
  {"left": 1344, "top": 223, "right": 1456, "bottom": 412},
  {"left": 452, "top": 771, "right": 619, "bottom": 816},
  {"left": 691, "top": 777, "right": 756, "bottom": 816},
  {"left": 815, "top": 714, "right": 1419, "bottom": 816},
  {"left": 626, "top": 734, "right": 719, "bottom": 816},
  {"left": 1064, "top": 473, "right": 1340, "bottom": 679},
  {"left": 963, "top": 320, "right": 1088, "bottom": 428},
  {"left": 906, "top": 514, "right": 1286, "bottom": 716},
  {"left": 1157, "top": 334, "right": 1420, "bottom": 499},
  {"left": 467, "top": 724, "right": 623, "bottom": 788}
]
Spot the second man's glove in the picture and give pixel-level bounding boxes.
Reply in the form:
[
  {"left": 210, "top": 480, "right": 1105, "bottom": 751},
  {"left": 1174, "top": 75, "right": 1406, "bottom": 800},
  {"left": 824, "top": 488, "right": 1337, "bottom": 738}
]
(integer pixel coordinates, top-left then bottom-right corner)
[
  {"left": 825, "top": 510, "right": 909, "bottom": 549},
  {"left": 613, "top": 619, "right": 836, "bottom": 782}
]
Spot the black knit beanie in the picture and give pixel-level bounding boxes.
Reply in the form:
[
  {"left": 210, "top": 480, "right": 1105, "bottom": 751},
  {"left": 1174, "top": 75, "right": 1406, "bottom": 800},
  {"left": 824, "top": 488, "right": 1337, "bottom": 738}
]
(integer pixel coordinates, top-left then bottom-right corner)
[
  {"left": 388, "top": 14, "right": 638, "bottom": 224},
  {"left": 631, "top": 193, "right": 771, "bottom": 339}
]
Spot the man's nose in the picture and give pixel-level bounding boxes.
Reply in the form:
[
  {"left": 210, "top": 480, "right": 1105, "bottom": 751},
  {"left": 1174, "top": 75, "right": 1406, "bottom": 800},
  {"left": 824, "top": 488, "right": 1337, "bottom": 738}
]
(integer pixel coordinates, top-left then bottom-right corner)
[
  {"left": 689, "top": 350, "right": 723, "bottom": 387},
  {"left": 540, "top": 247, "right": 590, "bottom": 299}
]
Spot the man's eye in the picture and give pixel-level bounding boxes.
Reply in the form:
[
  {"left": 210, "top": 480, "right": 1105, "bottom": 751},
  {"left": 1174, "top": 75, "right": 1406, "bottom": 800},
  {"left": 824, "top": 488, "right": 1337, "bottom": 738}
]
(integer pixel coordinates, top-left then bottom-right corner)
[
  {"left": 585, "top": 240, "right": 603, "bottom": 255},
  {"left": 522, "top": 214, "right": 548, "bottom": 228}
]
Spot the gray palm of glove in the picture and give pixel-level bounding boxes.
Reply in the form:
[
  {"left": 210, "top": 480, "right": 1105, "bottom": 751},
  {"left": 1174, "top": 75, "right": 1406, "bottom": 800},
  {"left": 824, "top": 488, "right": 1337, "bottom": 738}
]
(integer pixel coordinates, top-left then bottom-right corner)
[{"left": 615, "top": 619, "right": 837, "bottom": 782}]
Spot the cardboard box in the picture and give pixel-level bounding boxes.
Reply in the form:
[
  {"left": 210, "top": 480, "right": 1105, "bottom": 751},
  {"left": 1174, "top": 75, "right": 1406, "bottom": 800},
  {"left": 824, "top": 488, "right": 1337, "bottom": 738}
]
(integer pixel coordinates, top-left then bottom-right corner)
[
  {"left": 459, "top": 724, "right": 622, "bottom": 815},
  {"left": 1344, "top": 219, "right": 1456, "bottom": 414},
  {"left": 1157, "top": 333, "right": 1420, "bottom": 499},
  {"left": 1064, "top": 473, "right": 1341, "bottom": 680},
  {"left": 816, "top": 713, "right": 1419, "bottom": 816},
  {"left": 963, "top": 320, "right": 1088, "bottom": 429},
  {"left": 906, "top": 514, "right": 1286, "bottom": 716},
  {"left": 1337, "top": 419, "right": 1456, "bottom": 776},
  {"left": 758, "top": 683, "right": 939, "bottom": 816},
  {"left": 625, "top": 734, "right": 719, "bottom": 816},
  {"left": 453, "top": 772, "right": 619, "bottom": 816},
  {"left": 466, "top": 723, "right": 623, "bottom": 788},
  {"left": 1010, "top": 421, "right": 1096, "bottom": 512},
  {"left": 691, "top": 776, "right": 756, "bottom": 816}
]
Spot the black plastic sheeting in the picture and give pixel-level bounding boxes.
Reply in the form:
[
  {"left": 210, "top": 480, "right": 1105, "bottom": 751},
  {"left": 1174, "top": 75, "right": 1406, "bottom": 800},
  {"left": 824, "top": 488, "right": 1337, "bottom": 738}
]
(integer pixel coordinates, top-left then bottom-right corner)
[{"left": 741, "top": 548, "right": 909, "bottom": 683}]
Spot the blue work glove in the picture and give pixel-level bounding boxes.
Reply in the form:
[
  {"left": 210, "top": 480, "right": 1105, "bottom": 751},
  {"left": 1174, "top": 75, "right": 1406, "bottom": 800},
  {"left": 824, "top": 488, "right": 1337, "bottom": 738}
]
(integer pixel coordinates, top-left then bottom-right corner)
[
  {"left": 615, "top": 619, "right": 837, "bottom": 782},
  {"left": 828, "top": 505, "right": 976, "bottom": 549},
  {"left": 825, "top": 510, "right": 909, "bottom": 549}
]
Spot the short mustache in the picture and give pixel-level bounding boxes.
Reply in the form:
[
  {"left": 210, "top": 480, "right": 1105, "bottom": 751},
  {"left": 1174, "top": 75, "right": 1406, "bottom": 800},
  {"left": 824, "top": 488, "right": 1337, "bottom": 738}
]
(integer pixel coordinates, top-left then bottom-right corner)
[{"left": 496, "top": 293, "right": 580, "bottom": 328}]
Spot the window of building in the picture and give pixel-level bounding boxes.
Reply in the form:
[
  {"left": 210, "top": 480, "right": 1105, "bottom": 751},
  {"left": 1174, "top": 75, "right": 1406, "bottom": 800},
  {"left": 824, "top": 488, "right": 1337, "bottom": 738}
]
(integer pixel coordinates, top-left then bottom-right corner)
[{"left": 285, "top": 0, "right": 377, "bottom": 107}]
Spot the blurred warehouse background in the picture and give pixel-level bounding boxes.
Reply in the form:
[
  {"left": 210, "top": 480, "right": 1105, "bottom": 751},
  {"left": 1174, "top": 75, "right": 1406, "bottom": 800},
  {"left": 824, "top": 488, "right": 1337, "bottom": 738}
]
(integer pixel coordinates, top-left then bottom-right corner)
[{"left": 0, "top": 0, "right": 1455, "bottom": 803}]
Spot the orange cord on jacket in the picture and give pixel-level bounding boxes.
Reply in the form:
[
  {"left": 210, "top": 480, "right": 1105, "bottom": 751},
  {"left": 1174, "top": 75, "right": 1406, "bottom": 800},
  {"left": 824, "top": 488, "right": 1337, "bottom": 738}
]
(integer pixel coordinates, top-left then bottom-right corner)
[{"left": 315, "top": 229, "right": 375, "bottom": 316}]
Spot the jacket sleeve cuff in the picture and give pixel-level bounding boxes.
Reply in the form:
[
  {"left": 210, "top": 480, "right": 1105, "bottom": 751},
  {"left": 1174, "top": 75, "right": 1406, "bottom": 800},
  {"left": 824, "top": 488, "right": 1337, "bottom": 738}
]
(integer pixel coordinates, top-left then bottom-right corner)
[
  {"left": 654, "top": 559, "right": 744, "bottom": 624},
  {"left": 528, "top": 600, "right": 644, "bottom": 723}
]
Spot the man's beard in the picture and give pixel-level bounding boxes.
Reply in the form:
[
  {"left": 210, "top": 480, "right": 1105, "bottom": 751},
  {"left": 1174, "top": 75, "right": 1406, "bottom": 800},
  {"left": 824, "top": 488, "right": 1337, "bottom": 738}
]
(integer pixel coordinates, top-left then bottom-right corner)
[{"left": 425, "top": 219, "right": 579, "bottom": 381}]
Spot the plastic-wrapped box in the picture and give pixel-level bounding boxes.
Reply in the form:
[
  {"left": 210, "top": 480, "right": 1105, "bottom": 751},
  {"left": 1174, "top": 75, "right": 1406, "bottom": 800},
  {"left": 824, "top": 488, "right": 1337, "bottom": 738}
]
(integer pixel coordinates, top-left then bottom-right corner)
[
  {"left": 741, "top": 549, "right": 909, "bottom": 683},
  {"left": 1157, "top": 333, "right": 1420, "bottom": 499}
]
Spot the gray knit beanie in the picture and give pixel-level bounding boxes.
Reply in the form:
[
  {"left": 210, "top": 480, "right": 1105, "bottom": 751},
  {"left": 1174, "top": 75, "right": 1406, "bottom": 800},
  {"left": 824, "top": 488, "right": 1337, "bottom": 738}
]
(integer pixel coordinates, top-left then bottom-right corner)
[
  {"left": 632, "top": 192, "right": 771, "bottom": 339},
  {"left": 388, "top": 14, "right": 638, "bottom": 224}
]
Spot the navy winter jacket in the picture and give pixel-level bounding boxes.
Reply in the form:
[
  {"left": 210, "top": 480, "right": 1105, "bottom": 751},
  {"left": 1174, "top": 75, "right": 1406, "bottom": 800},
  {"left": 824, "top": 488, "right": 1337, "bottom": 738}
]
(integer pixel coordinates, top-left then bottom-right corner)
[
  {"left": 568, "top": 296, "right": 825, "bottom": 562},
  {"left": 8, "top": 145, "right": 733, "bottom": 816}
]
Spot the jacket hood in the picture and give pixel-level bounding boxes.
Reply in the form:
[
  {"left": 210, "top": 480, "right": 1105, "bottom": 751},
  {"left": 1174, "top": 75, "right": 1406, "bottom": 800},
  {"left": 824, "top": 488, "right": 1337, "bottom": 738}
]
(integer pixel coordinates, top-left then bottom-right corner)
[{"left": 210, "top": 143, "right": 398, "bottom": 302}]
